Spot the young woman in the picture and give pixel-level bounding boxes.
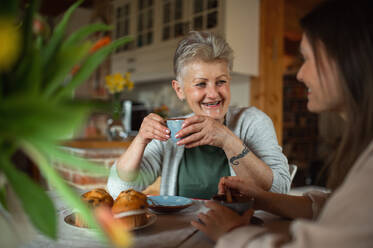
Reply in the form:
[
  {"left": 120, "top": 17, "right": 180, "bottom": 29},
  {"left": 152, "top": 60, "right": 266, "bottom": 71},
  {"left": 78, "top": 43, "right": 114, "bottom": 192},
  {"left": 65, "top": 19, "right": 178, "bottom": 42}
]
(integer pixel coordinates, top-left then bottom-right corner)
[{"left": 192, "top": 0, "right": 373, "bottom": 246}]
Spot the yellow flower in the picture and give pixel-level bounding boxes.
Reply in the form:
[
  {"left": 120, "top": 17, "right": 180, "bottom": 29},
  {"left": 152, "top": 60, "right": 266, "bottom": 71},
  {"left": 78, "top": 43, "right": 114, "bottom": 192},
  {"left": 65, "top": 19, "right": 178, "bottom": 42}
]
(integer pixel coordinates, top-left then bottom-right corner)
[
  {"left": 124, "top": 72, "right": 131, "bottom": 80},
  {"left": 105, "top": 72, "right": 134, "bottom": 94},
  {"left": 105, "top": 73, "right": 124, "bottom": 94},
  {"left": 117, "top": 83, "right": 124, "bottom": 92},
  {"left": 0, "top": 18, "right": 21, "bottom": 71},
  {"left": 127, "top": 81, "right": 134, "bottom": 90},
  {"left": 113, "top": 73, "right": 124, "bottom": 84},
  {"left": 123, "top": 72, "right": 134, "bottom": 91}
]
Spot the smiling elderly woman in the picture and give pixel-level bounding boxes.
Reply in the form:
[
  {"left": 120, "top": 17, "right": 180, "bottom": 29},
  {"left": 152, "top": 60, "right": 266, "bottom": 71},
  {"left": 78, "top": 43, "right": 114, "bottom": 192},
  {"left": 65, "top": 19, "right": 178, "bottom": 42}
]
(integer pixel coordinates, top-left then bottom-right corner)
[{"left": 107, "top": 31, "right": 290, "bottom": 199}]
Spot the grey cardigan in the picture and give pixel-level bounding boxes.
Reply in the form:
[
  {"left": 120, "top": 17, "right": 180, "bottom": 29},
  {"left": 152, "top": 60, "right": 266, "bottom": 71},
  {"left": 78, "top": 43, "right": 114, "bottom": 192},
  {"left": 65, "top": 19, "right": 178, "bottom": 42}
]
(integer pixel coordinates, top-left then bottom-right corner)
[{"left": 107, "top": 107, "right": 290, "bottom": 199}]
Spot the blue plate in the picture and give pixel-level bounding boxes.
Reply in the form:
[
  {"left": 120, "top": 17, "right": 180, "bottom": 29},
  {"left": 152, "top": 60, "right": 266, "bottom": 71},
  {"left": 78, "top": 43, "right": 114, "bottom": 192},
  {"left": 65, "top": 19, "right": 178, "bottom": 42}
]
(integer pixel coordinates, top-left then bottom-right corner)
[{"left": 147, "top": 196, "right": 193, "bottom": 213}]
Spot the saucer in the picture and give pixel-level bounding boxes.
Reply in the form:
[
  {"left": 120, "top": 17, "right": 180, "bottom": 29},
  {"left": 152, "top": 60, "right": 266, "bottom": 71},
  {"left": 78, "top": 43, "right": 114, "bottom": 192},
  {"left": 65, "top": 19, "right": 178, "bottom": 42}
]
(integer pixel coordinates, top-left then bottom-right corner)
[{"left": 147, "top": 196, "right": 193, "bottom": 213}]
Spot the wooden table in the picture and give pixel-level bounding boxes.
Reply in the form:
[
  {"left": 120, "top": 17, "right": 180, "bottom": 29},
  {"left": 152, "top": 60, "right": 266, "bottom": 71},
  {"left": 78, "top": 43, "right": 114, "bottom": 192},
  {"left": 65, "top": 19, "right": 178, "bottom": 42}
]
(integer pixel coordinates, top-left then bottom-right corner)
[
  {"left": 24, "top": 191, "right": 212, "bottom": 248},
  {"left": 24, "top": 187, "right": 326, "bottom": 248},
  {"left": 23, "top": 195, "right": 277, "bottom": 248}
]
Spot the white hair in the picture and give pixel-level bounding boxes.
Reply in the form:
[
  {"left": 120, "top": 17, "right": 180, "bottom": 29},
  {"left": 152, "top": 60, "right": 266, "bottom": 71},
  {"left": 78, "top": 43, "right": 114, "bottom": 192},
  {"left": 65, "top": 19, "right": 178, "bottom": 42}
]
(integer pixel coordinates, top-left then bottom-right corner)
[{"left": 173, "top": 31, "right": 234, "bottom": 83}]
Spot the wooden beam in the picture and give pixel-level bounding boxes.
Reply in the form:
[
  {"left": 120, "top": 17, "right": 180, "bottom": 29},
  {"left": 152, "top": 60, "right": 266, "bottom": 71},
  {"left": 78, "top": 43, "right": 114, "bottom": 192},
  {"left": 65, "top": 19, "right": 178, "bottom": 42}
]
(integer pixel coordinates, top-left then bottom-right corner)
[
  {"left": 251, "top": 0, "right": 285, "bottom": 144},
  {"left": 284, "top": 0, "right": 324, "bottom": 35}
]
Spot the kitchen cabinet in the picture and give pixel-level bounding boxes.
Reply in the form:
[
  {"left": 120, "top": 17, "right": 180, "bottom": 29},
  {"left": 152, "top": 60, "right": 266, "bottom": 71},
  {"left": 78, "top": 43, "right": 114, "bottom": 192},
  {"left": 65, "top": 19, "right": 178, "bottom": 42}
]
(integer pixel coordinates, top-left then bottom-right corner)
[{"left": 111, "top": 0, "right": 260, "bottom": 83}]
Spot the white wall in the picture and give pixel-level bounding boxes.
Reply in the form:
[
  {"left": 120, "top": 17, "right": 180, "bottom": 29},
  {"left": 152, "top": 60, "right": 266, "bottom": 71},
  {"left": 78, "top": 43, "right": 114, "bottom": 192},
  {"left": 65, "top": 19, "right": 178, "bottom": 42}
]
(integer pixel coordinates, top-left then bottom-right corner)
[
  {"left": 111, "top": 40, "right": 178, "bottom": 83},
  {"left": 224, "top": 0, "right": 260, "bottom": 76},
  {"left": 230, "top": 73, "right": 251, "bottom": 108}
]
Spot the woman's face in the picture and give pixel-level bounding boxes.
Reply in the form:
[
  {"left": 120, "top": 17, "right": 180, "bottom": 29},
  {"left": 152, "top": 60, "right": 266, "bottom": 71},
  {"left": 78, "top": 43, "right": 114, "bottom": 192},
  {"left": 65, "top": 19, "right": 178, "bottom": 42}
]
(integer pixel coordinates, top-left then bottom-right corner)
[
  {"left": 172, "top": 60, "right": 231, "bottom": 123},
  {"left": 297, "top": 34, "right": 344, "bottom": 114}
]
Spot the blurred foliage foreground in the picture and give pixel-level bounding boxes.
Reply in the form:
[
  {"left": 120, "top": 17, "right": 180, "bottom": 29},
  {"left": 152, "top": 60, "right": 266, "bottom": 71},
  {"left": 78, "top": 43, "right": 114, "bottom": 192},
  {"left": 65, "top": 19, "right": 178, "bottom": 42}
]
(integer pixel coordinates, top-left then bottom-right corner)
[{"left": 0, "top": 0, "right": 132, "bottom": 247}]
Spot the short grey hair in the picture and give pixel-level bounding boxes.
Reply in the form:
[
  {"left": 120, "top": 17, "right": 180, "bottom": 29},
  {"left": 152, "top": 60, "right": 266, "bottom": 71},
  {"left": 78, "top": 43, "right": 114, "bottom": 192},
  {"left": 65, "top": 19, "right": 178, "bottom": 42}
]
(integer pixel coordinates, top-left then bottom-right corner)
[{"left": 173, "top": 31, "right": 234, "bottom": 82}]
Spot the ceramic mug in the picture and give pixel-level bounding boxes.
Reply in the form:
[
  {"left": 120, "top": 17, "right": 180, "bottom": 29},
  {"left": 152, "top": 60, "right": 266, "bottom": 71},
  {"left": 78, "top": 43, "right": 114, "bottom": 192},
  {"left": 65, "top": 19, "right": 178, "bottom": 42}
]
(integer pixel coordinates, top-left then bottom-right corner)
[{"left": 166, "top": 118, "right": 186, "bottom": 142}]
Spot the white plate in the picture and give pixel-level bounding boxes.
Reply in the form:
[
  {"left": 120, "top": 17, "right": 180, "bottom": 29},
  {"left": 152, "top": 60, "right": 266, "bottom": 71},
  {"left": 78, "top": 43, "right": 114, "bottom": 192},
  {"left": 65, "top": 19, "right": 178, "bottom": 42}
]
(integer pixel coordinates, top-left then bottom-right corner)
[
  {"left": 132, "top": 213, "right": 157, "bottom": 231},
  {"left": 64, "top": 211, "right": 157, "bottom": 231}
]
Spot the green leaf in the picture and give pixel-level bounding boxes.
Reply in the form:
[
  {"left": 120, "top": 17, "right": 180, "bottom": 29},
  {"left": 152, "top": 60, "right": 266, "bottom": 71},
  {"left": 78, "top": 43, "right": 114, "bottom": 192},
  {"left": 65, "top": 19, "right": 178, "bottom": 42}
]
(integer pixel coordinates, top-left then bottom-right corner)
[
  {"left": 43, "top": 42, "right": 91, "bottom": 98},
  {"left": 21, "top": 141, "right": 106, "bottom": 240},
  {"left": 0, "top": 185, "right": 7, "bottom": 210},
  {"left": 24, "top": 46, "right": 42, "bottom": 95},
  {"left": 11, "top": 0, "right": 40, "bottom": 94},
  {"left": 55, "top": 36, "right": 133, "bottom": 100},
  {"left": 0, "top": 97, "right": 91, "bottom": 141},
  {"left": 0, "top": 153, "right": 57, "bottom": 239},
  {"left": 13, "top": 53, "right": 32, "bottom": 93},
  {"left": 0, "top": 74, "right": 3, "bottom": 98},
  {"left": 0, "top": 0, "right": 19, "bottom": 16},
  {"left": 62, "top": 23, "right": 112, "bottom": 50},
  {"left": 42, "top": 0, "right": 83, "bottom": 67},
  {"left": 19, "top": 0, "right": 40, "bottom": 62},
  {"left": 32, "top": 139, "right": 108, "bottom": 176}
]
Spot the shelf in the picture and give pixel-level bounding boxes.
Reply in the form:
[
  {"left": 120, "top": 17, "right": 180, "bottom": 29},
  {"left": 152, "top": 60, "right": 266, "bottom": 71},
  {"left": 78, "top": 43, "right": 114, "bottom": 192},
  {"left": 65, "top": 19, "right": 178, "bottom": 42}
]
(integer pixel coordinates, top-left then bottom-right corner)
[{"left": 61, "top": 137, "right": 134, "bottom": 149}]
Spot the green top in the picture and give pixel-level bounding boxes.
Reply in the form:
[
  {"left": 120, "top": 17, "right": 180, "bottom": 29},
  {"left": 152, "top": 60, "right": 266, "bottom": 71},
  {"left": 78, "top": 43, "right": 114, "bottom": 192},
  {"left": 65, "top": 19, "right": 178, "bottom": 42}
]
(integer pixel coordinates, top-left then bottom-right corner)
[{"left": 177, "top": 145, "right": 231, "bottom": 199}]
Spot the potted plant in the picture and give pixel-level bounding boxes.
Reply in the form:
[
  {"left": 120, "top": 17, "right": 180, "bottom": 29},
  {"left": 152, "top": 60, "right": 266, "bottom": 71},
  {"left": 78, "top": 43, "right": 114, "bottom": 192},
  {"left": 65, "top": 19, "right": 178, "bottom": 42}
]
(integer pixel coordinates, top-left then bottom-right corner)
[
  {"left": 105, "top": 72, "right": 134, "bottom": 140},
  {"left": 0, "top": 0, "right": 132, "bottom": 246}
]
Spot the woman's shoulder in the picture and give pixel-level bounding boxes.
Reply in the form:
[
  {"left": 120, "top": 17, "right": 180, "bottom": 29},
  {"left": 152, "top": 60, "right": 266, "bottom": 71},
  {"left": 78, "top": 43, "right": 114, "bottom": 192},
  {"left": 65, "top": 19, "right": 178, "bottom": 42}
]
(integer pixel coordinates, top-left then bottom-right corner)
[{"left": 352, "top": 139, "right": 373, "bottom": 172}]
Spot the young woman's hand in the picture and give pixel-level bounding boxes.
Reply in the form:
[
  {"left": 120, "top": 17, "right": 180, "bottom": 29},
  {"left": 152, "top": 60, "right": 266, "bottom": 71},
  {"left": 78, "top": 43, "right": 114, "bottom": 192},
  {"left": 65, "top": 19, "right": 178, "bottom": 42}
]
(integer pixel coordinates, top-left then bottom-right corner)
[
  {"left": 137, "top": 113, "right": 170, "bottom": 145},
  {"left": 218, "top": 176, "right": 265, "bottom": 199},
  {"left": 191, "top": 201, "right": 253, "bottom": 242},
  {"left": 175, "top": 115, "right": 232, "bottom": 148}
]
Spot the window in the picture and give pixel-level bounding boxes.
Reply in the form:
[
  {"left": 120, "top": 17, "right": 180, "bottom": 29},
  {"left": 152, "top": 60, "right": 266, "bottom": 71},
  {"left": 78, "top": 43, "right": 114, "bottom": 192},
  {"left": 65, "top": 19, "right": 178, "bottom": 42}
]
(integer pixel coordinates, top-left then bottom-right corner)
[
  {"left": 115, "top": 3, "right": 132, "bottom": 52},
  {"left": 136, "top": 0, "right": 154, "bottom": 48},
  {"left": 162, "top": 0, "right": 187, "bottom": 41},
  {"left": 114, "top": 0, "right": 221, "bottom": 52},
  {"left": 192, "top": 0, "right": 219, "bottom": 31}
]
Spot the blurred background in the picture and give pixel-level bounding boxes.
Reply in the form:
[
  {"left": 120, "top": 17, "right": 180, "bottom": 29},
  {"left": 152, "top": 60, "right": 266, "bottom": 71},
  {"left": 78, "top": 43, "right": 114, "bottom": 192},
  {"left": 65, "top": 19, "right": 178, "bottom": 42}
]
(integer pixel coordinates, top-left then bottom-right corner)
[{"left": 27, "top": 0, "right": 340, "bottom": 192}]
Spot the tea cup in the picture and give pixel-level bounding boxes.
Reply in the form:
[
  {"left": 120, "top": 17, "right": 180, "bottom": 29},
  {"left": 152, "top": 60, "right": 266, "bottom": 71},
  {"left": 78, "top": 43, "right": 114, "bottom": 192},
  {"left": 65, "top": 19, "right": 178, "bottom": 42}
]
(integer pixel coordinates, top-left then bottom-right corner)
[{"left": 166, "top": 118, "right": 186, "bottom": 143}]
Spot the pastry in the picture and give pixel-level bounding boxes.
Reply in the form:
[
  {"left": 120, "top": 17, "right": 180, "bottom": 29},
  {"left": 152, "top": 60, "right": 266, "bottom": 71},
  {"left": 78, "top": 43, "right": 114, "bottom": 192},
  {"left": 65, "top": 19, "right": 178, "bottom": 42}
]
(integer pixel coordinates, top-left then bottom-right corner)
[
  {"left": 75, "top": 188, "right": 114, "bottom": 227},
  {"left": 81, "top": 188, "right": 114, "bottom": 208},
  {"left": 112, "top": 189, "right": 149, "bottom": 229}
]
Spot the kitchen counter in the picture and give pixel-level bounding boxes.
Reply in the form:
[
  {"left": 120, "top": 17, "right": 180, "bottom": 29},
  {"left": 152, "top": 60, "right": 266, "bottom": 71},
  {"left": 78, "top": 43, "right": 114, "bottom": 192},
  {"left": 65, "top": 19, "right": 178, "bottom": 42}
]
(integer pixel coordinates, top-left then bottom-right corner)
[{"left": 61, "top": 137, "right": 134, "bottom": 150}]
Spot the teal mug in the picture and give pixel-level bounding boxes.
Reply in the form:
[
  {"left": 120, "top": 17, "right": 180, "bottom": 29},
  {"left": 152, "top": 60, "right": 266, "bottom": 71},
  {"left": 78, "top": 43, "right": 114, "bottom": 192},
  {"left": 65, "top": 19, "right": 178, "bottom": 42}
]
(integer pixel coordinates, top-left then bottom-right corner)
[{"left": 166, "top": 118, "right": 186, "bottom": 143}]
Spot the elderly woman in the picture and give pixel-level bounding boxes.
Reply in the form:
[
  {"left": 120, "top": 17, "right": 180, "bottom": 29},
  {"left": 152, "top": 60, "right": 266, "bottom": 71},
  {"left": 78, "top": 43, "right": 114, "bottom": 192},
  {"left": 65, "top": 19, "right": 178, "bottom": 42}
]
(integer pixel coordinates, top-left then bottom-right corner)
[{"left": 107, "top": 31, "right": 290, "bottom": 199}]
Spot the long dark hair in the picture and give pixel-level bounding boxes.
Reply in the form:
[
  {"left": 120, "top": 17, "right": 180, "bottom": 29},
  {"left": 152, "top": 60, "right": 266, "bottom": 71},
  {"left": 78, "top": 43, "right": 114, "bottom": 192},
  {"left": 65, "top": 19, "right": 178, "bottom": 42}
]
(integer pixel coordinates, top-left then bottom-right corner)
[{"left": 300, "top": 0, "right": 373, "bottom": 190}]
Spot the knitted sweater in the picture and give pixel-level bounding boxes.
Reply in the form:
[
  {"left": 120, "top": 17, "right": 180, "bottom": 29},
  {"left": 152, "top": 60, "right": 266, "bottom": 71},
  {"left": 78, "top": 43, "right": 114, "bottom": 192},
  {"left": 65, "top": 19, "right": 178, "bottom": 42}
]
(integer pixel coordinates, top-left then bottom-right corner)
[{"left": 107, "top": 107, "right": 290, "bottom": 199}]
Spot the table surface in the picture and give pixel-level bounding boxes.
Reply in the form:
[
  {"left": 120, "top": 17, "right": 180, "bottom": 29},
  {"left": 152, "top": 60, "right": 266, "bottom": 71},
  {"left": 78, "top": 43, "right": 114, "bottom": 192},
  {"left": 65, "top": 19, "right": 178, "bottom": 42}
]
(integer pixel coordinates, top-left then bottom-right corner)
[
  {"left": 24, "top": 192, "right": 212, "bottom": 248},
  {"left": 24, "top": 186, "right": 326, "bottom": 248}
]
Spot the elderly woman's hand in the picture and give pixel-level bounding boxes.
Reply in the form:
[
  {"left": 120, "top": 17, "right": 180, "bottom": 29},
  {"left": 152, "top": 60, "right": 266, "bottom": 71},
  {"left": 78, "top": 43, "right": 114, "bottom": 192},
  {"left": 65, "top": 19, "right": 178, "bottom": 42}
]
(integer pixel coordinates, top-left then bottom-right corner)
[
  {"left": 137, "top": 113, "right": 170, "bottom": 145},
  {"left": 175, "top": 115, "right": 231, "bottom": 148},
  {"left": 191, "top": 201, "right": 253, "bottom": 242}
]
